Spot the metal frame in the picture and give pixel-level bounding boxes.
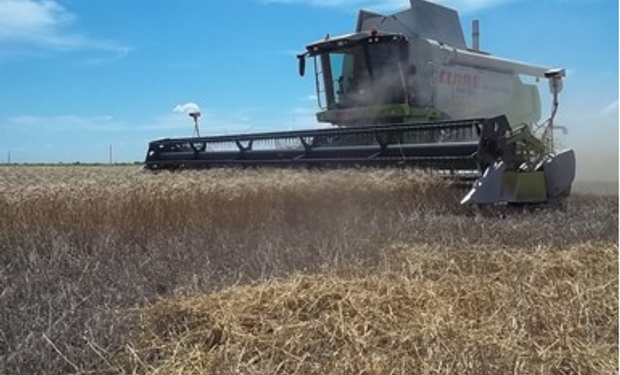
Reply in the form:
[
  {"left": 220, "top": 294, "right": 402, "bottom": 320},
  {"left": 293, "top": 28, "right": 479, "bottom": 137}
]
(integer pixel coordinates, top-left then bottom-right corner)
[{"left": 144, "top": 117, "right": 512, "bottom": 173}]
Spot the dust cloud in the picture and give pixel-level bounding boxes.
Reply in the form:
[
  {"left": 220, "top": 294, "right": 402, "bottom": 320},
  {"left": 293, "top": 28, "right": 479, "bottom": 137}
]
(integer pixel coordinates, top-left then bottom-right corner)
[{"left": 557, "top": 102, "right": 618, "bottom": 186}]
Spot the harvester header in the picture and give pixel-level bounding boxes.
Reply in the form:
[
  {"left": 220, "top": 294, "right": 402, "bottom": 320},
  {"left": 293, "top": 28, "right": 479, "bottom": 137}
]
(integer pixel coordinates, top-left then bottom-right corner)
[{"left": 145, "top": 0, "right": 575, "bottom": 205}]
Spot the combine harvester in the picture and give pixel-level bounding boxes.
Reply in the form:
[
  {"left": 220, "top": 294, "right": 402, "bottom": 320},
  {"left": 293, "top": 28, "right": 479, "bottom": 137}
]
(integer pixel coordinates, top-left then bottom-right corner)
[{"left": 145, "top": 0, "right": 575, "bottom": 205}]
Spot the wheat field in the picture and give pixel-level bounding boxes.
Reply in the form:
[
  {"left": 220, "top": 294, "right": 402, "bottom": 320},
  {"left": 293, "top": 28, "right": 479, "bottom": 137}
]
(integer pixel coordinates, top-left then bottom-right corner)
[{"left": 0, "top": 166, "right": 617, "bottom": 374}]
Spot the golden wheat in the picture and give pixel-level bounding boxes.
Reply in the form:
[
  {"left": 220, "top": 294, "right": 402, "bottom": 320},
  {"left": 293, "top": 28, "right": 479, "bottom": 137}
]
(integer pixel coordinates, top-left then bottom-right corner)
[
  {"left": 0, "top": 166, "right": 617, "bottom": 375},
  {"left": 127, "top": 243, "right": 617, "bottom": 375}
]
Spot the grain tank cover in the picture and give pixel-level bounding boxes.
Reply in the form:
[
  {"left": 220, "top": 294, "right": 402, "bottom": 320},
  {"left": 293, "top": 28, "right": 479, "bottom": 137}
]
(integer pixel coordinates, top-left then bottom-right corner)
[{"left": 356, "top": 0, "right": 467, "bottom": 49}]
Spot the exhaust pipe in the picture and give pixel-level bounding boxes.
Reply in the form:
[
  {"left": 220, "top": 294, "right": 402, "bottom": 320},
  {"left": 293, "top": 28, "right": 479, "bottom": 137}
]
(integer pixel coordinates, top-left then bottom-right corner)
[{"left": 472, "top": 20, "right": 480, "bottom": 51}]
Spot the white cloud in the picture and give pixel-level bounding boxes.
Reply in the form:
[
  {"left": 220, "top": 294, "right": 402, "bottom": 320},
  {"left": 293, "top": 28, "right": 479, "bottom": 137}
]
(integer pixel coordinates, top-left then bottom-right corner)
[
  {"left": 173, "top": 102, "right": 202, "bottom": 115},
  {"left": 0, "top": 0, "right": 71, "bottom": 40},
  {"left": 0, "top": 0, "right": 130, "bottom": 58}
]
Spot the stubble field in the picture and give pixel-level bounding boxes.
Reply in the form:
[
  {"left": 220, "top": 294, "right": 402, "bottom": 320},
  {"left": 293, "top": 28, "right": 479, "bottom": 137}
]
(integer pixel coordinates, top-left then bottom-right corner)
[{"left": 0, "top": 166, "right": 617, "bottom": 374}]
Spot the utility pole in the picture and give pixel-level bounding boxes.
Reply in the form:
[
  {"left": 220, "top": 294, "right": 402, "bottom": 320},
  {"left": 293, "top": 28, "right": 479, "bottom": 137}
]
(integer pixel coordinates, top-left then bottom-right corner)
[
  {"left": 109, "top": 144, "right": 113, "bottom": 164},
  {"left": 7, "top": 151, "right": 10, "bottom": 165}
]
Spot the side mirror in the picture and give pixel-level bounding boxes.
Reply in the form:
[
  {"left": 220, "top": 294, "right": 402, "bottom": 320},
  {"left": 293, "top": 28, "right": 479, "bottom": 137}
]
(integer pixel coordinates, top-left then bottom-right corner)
[{"left": 297, "top": 54, "right": 306, "bottom": 77}]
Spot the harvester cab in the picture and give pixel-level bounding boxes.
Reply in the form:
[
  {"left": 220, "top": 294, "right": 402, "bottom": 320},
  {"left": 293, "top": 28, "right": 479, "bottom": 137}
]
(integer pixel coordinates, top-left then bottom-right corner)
[
  {"left": 144, "top": 0, "right": 575, "bottom": 205},
  {"left": 298, "top": 30, "right": 415, "bottom": 125},
  {"left": 297, "top": 0, "right": 562, "bottom": 129}
]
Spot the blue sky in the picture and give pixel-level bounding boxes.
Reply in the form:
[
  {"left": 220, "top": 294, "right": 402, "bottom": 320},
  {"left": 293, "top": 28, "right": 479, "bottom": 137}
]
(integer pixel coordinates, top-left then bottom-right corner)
[{"left": 0, "top": 0, "right": 617, "bottom": 181}]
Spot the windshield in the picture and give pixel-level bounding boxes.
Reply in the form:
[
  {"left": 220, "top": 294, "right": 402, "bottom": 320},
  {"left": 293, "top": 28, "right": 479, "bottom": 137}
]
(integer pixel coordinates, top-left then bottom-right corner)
[{"left": 317, "top": 41, "right": 407, "bottom": 110}]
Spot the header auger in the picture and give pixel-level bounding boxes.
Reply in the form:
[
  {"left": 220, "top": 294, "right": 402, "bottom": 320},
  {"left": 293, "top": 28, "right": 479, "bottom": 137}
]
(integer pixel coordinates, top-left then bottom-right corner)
[{"left": 145, "top": 0, "right": 575, "bottom": 205}]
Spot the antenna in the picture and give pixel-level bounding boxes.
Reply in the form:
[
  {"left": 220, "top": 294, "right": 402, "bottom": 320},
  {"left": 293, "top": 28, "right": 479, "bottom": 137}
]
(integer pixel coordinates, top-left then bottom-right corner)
[
  {"left": 189, "top": 111, "right": 201, "bottom": 137},
  {"left": 173, "top": 102, "right": 203, "bottom": 137}
]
